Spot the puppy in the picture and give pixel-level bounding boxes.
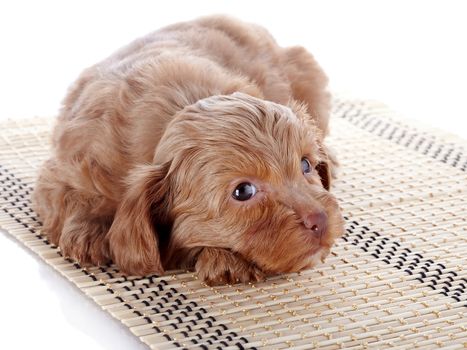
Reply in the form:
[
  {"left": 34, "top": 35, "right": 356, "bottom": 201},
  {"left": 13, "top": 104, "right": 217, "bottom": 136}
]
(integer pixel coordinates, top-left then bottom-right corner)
[{"left": 33, "top": 15, "right": 344, "bottom": 285}]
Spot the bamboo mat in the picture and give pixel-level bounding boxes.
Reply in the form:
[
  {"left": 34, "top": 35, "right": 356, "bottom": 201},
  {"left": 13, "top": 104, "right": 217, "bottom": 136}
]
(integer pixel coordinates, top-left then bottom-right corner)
[{"left": 0, "top": 98, "right": 465, "bottom": 349}]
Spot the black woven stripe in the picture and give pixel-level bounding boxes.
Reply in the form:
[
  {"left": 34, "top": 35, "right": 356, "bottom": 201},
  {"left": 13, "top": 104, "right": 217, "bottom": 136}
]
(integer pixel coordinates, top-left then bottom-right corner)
[
  {"left": 0, "top": 164, "right": 251, "bottom": 348},
  {"left": 0, "top": 165, "right": 46, "bottom": 239},
  {"left": 343, "top": 216, "right": 466, "bottom": 306},
  {"left": 333, "top": 100, "right": 467, "bottom": 172},
  {"left": 2, "top": 162, "right": 466, "bottom": 309}
]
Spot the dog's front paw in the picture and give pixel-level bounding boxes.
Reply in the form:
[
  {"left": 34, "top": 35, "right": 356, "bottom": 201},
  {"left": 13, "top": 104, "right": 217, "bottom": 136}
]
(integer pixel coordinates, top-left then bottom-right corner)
[
  {"left": 59, "top": 217, "right": 111, "bottom": 267},
  {"left": 195, "top": 247, "right": 265, "bottom": 286}
]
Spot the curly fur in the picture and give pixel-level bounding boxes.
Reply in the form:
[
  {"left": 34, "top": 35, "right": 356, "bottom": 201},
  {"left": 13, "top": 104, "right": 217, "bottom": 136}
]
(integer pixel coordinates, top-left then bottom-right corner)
[{"left": 33, "top": 15, "right": 344, "bottom": 285}]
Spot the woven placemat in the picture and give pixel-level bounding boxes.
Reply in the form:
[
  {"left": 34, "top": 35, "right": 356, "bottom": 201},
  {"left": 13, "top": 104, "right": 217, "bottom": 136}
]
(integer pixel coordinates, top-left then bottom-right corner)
[{"left": 0, "top": 98, "right": 465, "bottom": 349}]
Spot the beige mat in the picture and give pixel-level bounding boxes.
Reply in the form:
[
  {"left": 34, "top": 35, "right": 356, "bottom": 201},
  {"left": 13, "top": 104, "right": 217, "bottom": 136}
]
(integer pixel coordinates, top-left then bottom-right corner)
[{"left": 0, "top": 98, "right": 465, "bottom": 349}]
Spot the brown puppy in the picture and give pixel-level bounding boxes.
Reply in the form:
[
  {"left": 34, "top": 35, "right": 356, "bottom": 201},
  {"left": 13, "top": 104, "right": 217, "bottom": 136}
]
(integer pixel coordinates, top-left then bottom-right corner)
[{"left": 33, "top": 15, "right": 344, "bottom": 285}]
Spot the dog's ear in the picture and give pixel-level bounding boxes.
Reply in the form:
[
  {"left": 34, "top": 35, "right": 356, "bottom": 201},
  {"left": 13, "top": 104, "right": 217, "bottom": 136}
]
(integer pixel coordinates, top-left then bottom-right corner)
[
  {"left": 106, "top": 163, "right": 171, "bottom": 276},
  {"left": 315, "top": 161, "right": 331, "bottom": 190},
  {"left": 317, "top": 144, "right": 338, "bottom": 191}
]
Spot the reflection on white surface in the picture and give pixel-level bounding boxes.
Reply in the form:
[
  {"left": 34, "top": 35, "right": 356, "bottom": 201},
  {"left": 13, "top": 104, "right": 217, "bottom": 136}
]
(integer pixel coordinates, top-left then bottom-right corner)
[
  {"left": 0, "top": 1, "right": 466, "bottom": 349},
  {"left": 0, "top": 230, "right": 148, "bottom": 350}
]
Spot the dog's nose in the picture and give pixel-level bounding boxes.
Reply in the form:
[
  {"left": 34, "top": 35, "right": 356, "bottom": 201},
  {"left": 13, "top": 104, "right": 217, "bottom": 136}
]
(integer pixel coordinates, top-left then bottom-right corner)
[{"left": 304, "top": 211, "right": 328, "bottom": 239}]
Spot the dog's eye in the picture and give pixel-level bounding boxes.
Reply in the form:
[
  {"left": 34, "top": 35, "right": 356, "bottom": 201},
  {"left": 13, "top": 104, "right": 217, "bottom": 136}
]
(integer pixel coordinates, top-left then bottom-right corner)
[
  {"left": 301, "top": 157, "right": 312, "bottom": 174},
  {"left": 232, "top": 182, "right": 257, "bottom": 201}
]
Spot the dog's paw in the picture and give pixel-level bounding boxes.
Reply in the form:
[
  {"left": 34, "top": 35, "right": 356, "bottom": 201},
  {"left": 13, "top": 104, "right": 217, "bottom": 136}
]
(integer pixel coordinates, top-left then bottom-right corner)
[
  {"left": 59, "top": 217, "right": 111, "bottom": 267},
  {"left": 195, "top": 247, "right": 265, "bottom": 286}
]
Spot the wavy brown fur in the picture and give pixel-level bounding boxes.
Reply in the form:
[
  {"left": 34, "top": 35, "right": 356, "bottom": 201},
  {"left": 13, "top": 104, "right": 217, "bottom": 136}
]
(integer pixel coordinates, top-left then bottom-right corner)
[{"left": 33, "top": 15, "right": 344, "bottom": 285}]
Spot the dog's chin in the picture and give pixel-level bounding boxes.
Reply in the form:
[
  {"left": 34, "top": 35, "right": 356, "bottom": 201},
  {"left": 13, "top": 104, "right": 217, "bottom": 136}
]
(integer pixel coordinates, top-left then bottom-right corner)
[{"left": 300, "top": 246, "right": 330, "bottom": 271}]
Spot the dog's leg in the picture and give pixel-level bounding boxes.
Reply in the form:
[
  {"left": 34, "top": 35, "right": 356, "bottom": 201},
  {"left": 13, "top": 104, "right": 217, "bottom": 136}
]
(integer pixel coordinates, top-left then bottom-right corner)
[
  {"left": 195, "top": 247, "right": 265, "bottom": 286},
  {"left": 33, "top": 159, "right": 114, "bottom": 267}
]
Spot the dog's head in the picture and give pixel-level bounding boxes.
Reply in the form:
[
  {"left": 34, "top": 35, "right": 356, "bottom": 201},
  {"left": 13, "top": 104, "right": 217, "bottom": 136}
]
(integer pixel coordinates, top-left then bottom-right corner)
[{"left": 107, "top": 93, "right": 344, "bottom": 276}]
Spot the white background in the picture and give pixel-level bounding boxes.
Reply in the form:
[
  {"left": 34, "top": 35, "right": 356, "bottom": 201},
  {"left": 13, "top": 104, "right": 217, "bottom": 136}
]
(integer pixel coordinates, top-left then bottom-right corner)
[{"left": 0, "top": 1, "right": 466, "bottom": 349}]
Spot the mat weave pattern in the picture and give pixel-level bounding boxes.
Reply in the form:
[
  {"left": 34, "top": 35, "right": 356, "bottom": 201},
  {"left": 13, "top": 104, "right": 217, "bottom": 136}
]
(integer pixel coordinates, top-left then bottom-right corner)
[{"left": 0, "top": 98, "right": 466, "bottom": 349}]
